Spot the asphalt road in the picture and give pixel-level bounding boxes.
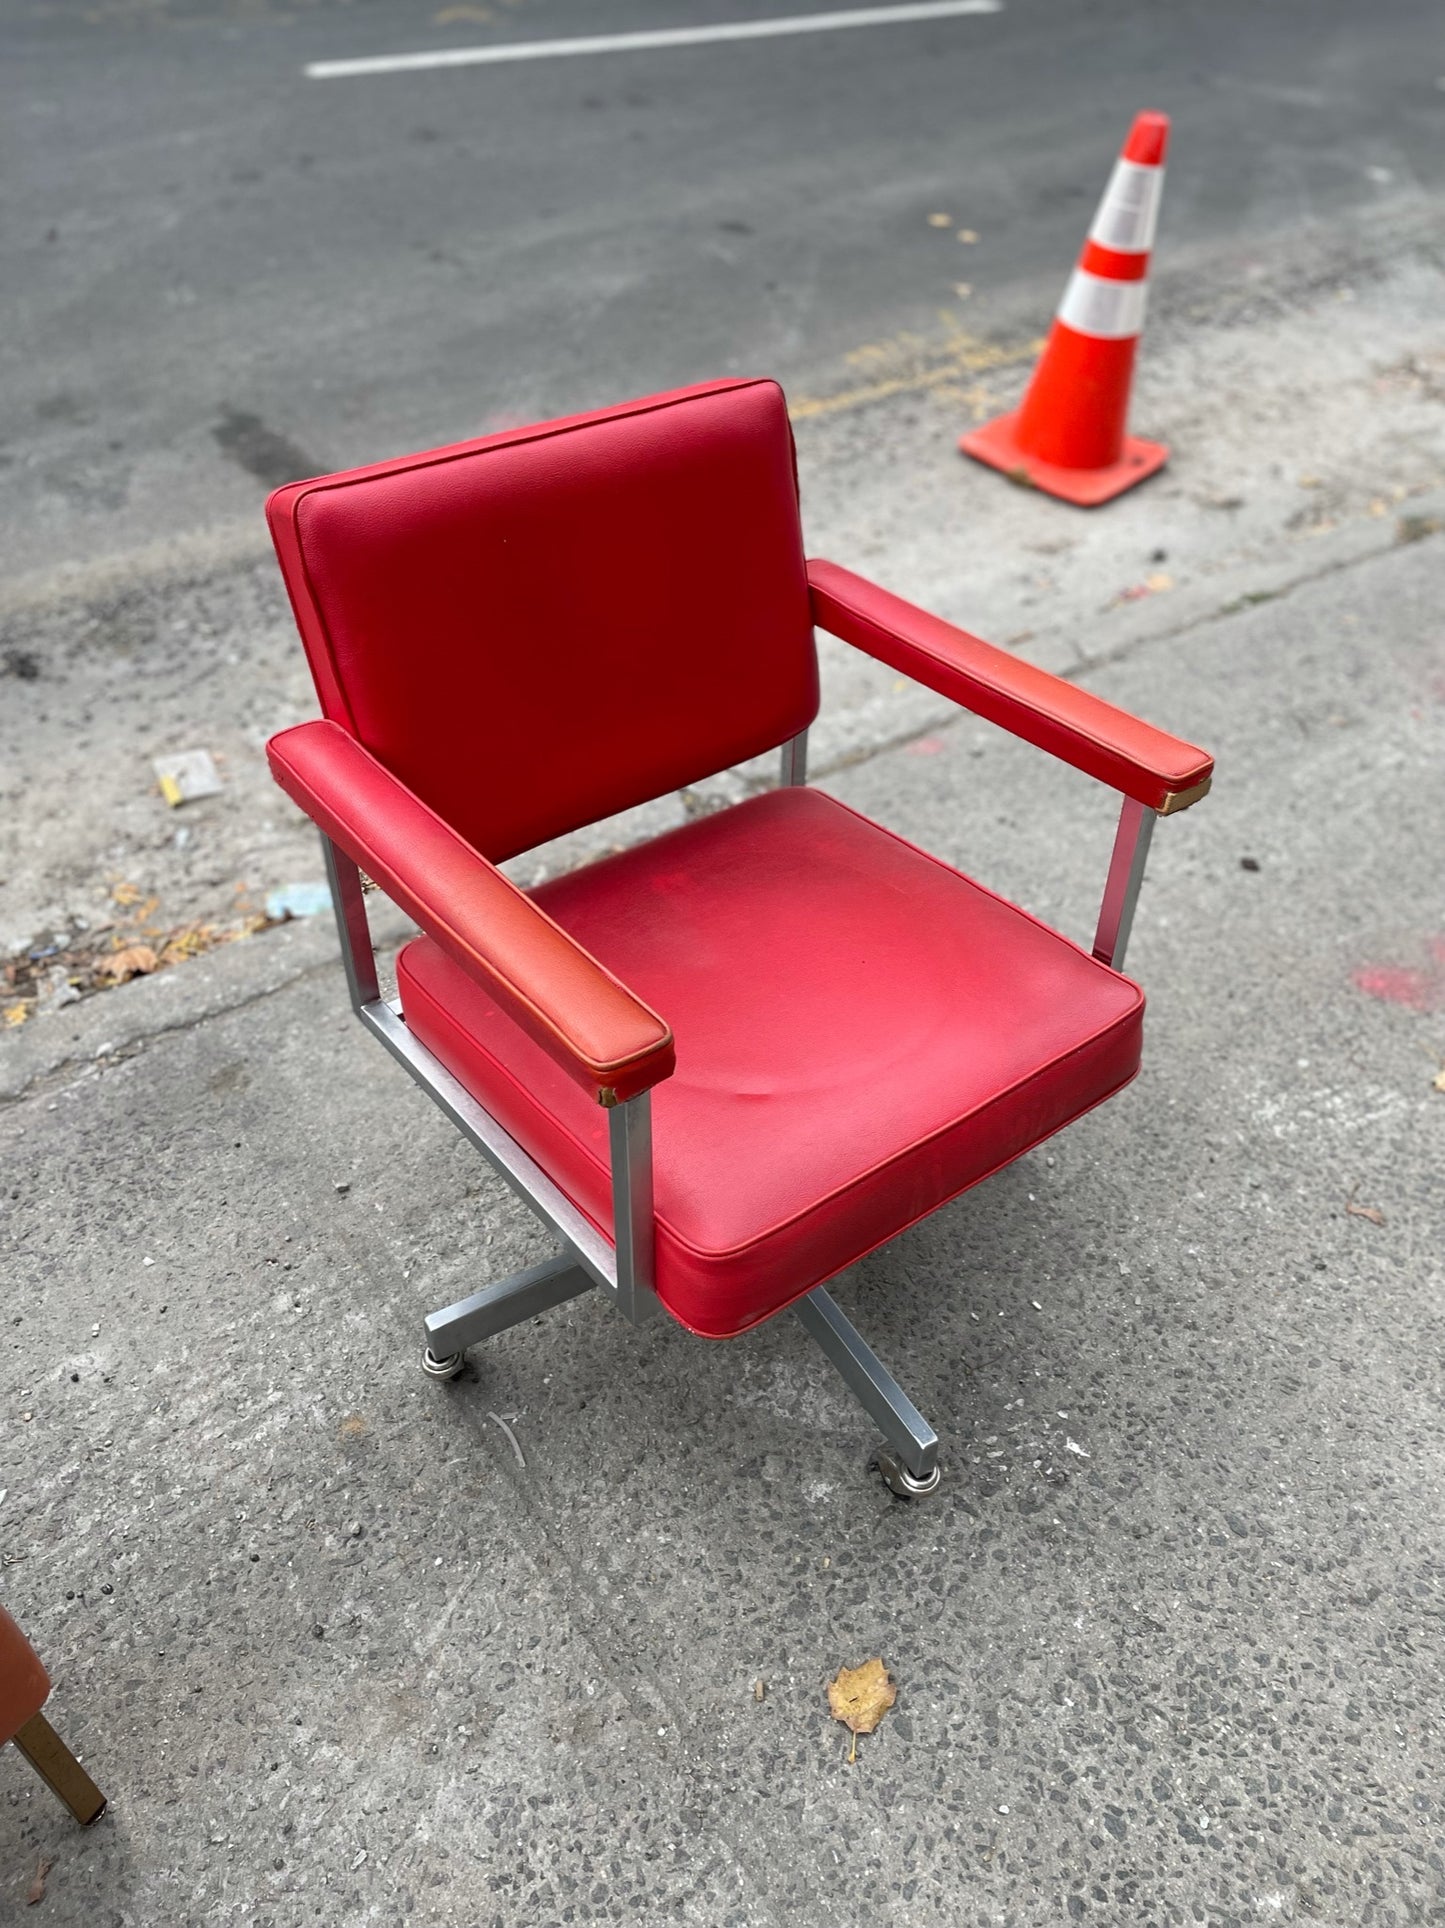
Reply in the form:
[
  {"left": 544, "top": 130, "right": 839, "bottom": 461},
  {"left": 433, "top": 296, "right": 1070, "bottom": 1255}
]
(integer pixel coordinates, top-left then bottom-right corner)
[{"left": 6, "top": 0, "right": 1445, "bottom": 577}]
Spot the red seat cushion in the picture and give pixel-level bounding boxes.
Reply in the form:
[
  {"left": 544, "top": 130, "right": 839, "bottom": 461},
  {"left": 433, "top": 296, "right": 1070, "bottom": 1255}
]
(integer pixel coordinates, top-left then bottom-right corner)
[{"left": 395, "top": 789, "right": 1144, "bottom": 1339}]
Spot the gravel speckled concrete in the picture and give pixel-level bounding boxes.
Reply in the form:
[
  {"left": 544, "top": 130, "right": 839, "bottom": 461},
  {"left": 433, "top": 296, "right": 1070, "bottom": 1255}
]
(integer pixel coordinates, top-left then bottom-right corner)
[{"left": 4, "top": 534, "right": 1443, "bottom": 1925}]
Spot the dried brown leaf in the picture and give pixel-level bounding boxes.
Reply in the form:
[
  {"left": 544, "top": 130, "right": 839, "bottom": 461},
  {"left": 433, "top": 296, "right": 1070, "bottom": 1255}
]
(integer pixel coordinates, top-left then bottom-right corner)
[
  {"left": 1345, "top": 1186, "right": 1385, "bottom": 1227},
  {"left": 27, "top": 1854, "right": 54, "bottom": 1905},
  {"left": 828, "top": 1658, "right": 896, "bottom": 1761},
  {"left": 98, "top": 945, "right": 158, "bottom": 981}
]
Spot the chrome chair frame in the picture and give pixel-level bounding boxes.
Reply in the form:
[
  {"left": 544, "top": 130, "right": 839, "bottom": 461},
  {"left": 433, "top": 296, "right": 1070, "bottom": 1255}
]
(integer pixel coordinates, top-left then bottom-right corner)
[{"left": 319, "top": 729, "right": 1163, "bottom": 1497}]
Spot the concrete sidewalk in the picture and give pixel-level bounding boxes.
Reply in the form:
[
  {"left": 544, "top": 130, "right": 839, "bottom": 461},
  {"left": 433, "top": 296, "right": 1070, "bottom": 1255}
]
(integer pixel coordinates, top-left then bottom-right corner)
[{"left": 4, "top": 526, "right": 1443, "bottom": 1924}]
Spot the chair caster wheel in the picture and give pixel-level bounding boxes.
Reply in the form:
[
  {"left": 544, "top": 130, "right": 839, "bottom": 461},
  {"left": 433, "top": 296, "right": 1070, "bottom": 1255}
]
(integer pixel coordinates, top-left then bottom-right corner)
[
  {"left": 421, "top": 1345, "right": 467, "bottom": 1380},
  {"left": 875, "top": 1446, "right": 942, "bottom": 1499}
]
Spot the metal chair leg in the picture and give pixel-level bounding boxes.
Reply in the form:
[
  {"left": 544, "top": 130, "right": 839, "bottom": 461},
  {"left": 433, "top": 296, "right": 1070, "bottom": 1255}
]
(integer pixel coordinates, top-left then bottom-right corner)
[
  {"left": 793, "top": 1286, "right": 942, "bottom": 1496},
  {"left": 422, "top": 1251, "right": 594, "bottom": 1375},
  {"left": 11, "top": 1711, "right": 106, "bottom": 1826}
]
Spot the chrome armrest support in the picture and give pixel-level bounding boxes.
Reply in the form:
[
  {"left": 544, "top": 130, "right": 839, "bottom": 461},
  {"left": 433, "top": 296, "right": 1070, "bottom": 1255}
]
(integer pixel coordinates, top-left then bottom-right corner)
[
  {"left": 320, "top": 830, "right": 380, "bottom": 1009},
  {"left": 320, "top": 829, "right": 660, "bottom": 1325},
  {"left": 1092, "top": 794, "right": 1156, "bottom": 970},
  {"left": 779, "top": 729, "right": 809, "bottom": 788},
  {"left": 608, "top": 1092, "right": 659, "bottom": 1325}
]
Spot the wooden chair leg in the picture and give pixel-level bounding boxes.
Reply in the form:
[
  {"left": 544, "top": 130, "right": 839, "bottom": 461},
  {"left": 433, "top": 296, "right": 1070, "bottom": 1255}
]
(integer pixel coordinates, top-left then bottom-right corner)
[{"left": 11, "top": 1712, "right": 106, "bottom": 1825}]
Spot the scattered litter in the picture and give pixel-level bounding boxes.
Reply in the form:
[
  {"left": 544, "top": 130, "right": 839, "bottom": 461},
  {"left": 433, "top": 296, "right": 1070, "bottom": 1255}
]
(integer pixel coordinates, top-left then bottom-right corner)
[
  {"left": 1030, "top": 1299, "right": 1042, "bottom": 1311},
  {"left": 952, "top": 282, "right": 973, "bottom": 300},
  {"left": 1240, "top": 856, "right": 1261, "bottom": 873},
  {"left": 27, "top": 1854, "right": 55, "bottom": 1906},
  {"left": 334, "top": 1181, "right": 351, "bottom": 1195},
  {"left": 1397, "top": 513, "right": 1444, "bottom": 545},
  {"left": 1064, "top": 1437, "right": 1090, "bottom": 1459},
  {"left": 827, "top": 1658, "right": 896, "bottom": 1764},
  {"left": 3, "top": 904, "right": 277, "bottom": 1023},
  {"left": 265, "top": 880, "right": 333, "bottom": 921},
  {"left": 35, "top": 964, "right": 81, "bottom": 1011},
  {"left": 1345, "top": 1185, "right": 1385, "bottom": 1228},
  {"left": 956, "top": 228, "right": 979, "bottom": 244},
  {"left": 754, "top": 1679, "right": 766, "bottom": 1703},
  {"left": 487, "top": 1411, "right": 526, "bottom": 1468},
  {"left": 1112, "top": 572, "right": 1173, "bottom": 606},
  {"left": 926, "top": 211, "right": 953, "bottom": 228},
  {"left": 1432, "top": 1067, "right": 1445, "bottom": 1095},
  {"left": 153, "top": 749, "right": 223, "bottom": 807}
]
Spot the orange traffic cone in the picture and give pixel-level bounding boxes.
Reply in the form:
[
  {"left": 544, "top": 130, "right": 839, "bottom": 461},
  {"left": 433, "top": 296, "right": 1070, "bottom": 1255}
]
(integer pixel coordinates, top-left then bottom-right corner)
[{"left": 962, "top": 112, "right": 1169, "bottom": 505}]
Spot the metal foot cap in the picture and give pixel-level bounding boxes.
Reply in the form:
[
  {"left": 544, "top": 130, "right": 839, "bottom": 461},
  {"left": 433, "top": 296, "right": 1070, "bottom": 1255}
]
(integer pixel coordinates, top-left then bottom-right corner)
[
  {"left": 421, "top": 1345, "right": 467, "bottom": 1381},
  {"left": 875, "top": 1446, "right": 942, "bottom": 1499}
]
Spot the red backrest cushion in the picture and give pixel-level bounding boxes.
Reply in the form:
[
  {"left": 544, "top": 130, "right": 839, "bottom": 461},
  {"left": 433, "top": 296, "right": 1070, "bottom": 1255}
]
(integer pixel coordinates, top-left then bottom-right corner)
[{"left": 266, "top": 378, "right": 818, "bottom": 863}]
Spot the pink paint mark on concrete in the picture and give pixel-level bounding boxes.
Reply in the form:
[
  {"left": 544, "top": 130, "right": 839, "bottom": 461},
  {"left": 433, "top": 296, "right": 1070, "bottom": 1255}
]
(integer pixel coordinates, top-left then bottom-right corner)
[
  {"left": 1350, "top": 936, "right": 1445, "bottom": 1012},
  {"left": 906, "top": 736, "right": 947, "bottom": 756}
]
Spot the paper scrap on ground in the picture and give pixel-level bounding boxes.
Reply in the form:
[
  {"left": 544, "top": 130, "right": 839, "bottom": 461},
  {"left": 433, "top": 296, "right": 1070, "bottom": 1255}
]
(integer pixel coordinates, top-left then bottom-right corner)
[
  {"left": 265, "top": 881, "right": 333, "bottom": 921},
  {"left": 153, "top": 749, "right": 222, "bottom": 807}
]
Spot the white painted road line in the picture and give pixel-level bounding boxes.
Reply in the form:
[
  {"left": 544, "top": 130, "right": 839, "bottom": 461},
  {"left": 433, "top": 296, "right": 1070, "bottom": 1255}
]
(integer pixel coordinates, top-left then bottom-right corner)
[{"left": 305, "top": 1, "right": 1002, "bottom": 81}]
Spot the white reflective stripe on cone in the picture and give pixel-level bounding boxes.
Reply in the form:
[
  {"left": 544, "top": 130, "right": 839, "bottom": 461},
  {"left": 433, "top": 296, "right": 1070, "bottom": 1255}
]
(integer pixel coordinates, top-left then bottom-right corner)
[
  {"left": 1056, "top": 268, "right": 1149, "bottom": 340},
  {"left": 1089, "top": 159, "right": 1164, "bottom": 254}
]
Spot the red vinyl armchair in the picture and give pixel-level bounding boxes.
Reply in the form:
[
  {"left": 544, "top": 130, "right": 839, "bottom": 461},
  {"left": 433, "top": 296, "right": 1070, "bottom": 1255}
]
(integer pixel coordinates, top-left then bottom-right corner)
[{"left": 266, "top": 378, "right": 1211, "bottom": 1496}]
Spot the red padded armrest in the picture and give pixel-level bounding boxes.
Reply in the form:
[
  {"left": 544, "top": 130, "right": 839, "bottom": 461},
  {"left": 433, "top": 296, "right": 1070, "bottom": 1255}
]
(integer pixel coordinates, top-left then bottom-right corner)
[
  {"left": 267, "top": 720, "right": 675, "bottom": 1105},
  {"left": 808, "top": 560, "right": 1213, "bottom": 812}
]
